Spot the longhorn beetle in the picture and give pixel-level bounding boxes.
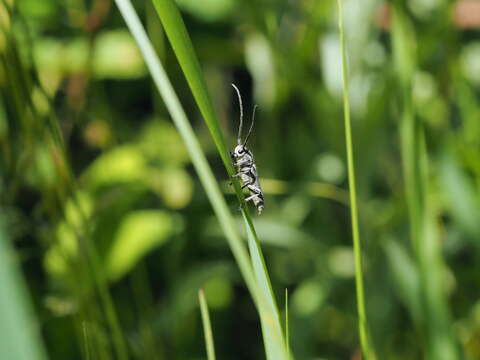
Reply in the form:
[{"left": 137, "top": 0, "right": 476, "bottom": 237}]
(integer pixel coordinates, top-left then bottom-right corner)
[{"left": 230, "top": 84, "right": 265, "bottom": 214}]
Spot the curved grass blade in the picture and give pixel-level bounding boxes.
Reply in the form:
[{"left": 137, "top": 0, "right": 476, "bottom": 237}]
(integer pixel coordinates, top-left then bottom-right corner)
[
  {"left": 198, "top": 289, "right": 216, "bottom": 360},
  {"left": 146, "top": 1, "right": 288, "bottom": 359},
  {"left": 115, "top": 1, "right": 288, "bottom": 358},
  {"left": 114, "top": 0, "right": 261, "bottom": 316},
  {"left": 336, "top": 0, "right": 377, "bottom": 359},
  {"left": 244, "top": 213, "right": 286, "bottom": 359}
]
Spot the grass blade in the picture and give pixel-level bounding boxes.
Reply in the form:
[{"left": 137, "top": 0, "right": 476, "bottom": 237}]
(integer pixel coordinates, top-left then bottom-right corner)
[
  {"left": 285, "top": 288, "right": 290, "bottom": 359},
  {"left": 244, "top": 213, "right": 286, "bottom": 359},
  {"left": 150, "top": 0, "right": 231, "bottom": 169},
  {"left": 198, "top": 289, "right": 216, "bottom": 360},
  {"left": 115, "top": 1, "right": 288, "bottom": 357},
  {"left": 0, "top": 220, "right": 48, "bottom": 360},
  {"left": 113, "top": 0, "right": 262, "bottom": 318},
  {"left": 145, "top": 1, "right": 288, "bottom": 359},
  {"left": 336, "top": 1, "right": 377, "bottom": 359}
]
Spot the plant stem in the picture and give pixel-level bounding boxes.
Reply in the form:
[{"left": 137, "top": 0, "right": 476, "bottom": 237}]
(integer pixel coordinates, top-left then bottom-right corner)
[
  {"left": 198, "top": 290, "right": 216, "bottom": 360},
  {"left": 336, "top": 1, "right": 376, "bottom": 359}
]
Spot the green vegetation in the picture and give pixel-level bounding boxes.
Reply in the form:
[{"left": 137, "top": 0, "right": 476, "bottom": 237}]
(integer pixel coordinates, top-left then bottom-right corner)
[{"left": 1, "top": 0, "right": 479, "bottom": 359}]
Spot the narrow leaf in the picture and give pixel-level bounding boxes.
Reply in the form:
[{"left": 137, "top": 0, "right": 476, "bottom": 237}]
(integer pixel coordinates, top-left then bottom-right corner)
[
  {"left": 198, "top": 289, "right": 216, "bottom": 360},
  {"left": 337, "top": 0, "right": 377, "bottom": 358},
  {"left": 147, "top": 1, "right": 289, "bottom": 358},
  {"left": 285, "top": 288, "right": 290, "bottom": 360},
  {"left": 113, "top": 0, "right": 261, "bottom": 319},
  {"left": 244, "top": 213, "right": 287, "bottom": 360}
]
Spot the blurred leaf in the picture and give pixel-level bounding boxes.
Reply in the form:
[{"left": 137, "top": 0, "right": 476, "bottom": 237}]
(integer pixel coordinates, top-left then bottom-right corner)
[
  {"left": 106, "top": 210, "right": 175, "bottom": 281},
  {"left": 93, "top": 29, "right": 147, "bottom": 79},
  {"left": 249, "top": 218, "right": 315, "bottom": 248},
  {"left": 203, "top": 277, "right": 233, "bottom": 309},
  {"left": 383, "top": 238, "right": 422, "bottom": 324},
  {"left": 148, "top": 167, "right": 193, "bottom": 209},
  {"left": 137, "top": 120, "right": 189, "bottom": 165},
  {"left": 392, "top": 6, "right": 417, "bottom": 88},
  {"left": 45, "top": 221, "right": 79, "bottom": 278},
  {"left": 206, "top": 217, "right": 316, "bottom": 249},
  {"left": 0, "top": 221, "right": 48, "bottom": 360},
  {"left": 18, "top": 0, "right": 57, "bottom": 19},
  {"left": 328, "top": 246, "right": 355, "bottom": 278},
  {"left": 64, "top": 38, "right": 89, "bottom": 73},
  {"left": 155, "top": 263, "right": 234, "bottom": 328},
  {"left": 245, "top": 33, "right": 276, "bottom": 106},
  {"left": 439, "top": 153, "right": 480, "bottom": 240},
  {"left": 460, "top": 42, "right": 480, "bottom": 86},
  {"left": 315, "top": 153, "right": 346, "bottom": 184},
  {"left": 26, "top": 143, "right": 57, "bottom": 187},
  {"left": 320, "top": 34, "right": 342, "bottom": 97},
  {"left": 33, "top": 38, "right": 64, "bottom": 73},
  {"left": 34, "top": 37, "right": 89, "bottom": 74},
  {"left": 45, "top": 192, "right": 93, "bottom": 278},
  {"left": 82, "top": 145, "right": 147, "bottom": 187},
  {"left": 392, "top": 5, "right": 460, "bottom": 359},
  {"left": 292, "top": 279, "right": 327, "bottom": 317}
]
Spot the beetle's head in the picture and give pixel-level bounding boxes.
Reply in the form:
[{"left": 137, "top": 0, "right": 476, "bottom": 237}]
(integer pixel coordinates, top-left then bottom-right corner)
[{"left": 233, "top": 144, "right": 247, "bottom": 157}]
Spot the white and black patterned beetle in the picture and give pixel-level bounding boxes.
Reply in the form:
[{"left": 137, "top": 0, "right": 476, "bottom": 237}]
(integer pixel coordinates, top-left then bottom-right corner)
[{"left": 230, "top": 84, "right": 264, "bottom": 214}]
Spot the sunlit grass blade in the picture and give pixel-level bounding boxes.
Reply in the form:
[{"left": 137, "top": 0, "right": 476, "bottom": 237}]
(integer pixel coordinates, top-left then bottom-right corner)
[
  {"left": 198, "top": 289, "right": 216, "bottom": 360},
  {"left": 336, "top": 0, "right": 377, "bottom": 359},
  {"left": 0, "top": 220, "right": 48, "bottom": 360}
]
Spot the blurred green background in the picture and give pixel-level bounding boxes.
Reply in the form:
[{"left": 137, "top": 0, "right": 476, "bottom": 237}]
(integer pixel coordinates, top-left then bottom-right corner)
[{"left": 1, "top": 0, "right": 480, "bottom": 359}]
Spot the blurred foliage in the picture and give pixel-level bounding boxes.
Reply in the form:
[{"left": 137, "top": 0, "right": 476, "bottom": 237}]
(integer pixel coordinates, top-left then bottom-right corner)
[{"left": 1, "top": 0, "right": 480, "bottom": 359}]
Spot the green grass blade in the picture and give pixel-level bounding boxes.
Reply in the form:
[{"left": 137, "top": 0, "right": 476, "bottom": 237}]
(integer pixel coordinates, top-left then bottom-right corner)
[
  {"left": 244, "top": 213, "right": 286, "bottom": 360},
  {"left": 0, "top": 220, "right": 48, "bottom": 360},
  {"left": 148, "top": 0, "right": 249, "bottom": 199},
  {"left": 115, "top": 2, "right": 288, "bottom": 358},
  {"left": 145, "top": 2, "right": 289, "bottom": 359},
  {"left": 336, "top": 1, "right": 377, "bottom": 359},
  {"left": 198, "top": 289, "right": 216, "bottom": 360},
  {"left": 285, "top": 288, "right": 290, "bottom": 359},
  {"left": 113, "top": 0, "right": 261, "bottom": 313},
  {"left": 150, "top": 0, "right": 231, "bottom": 169}
]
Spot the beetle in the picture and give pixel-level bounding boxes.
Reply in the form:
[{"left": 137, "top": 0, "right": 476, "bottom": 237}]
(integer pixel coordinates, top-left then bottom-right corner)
[{"left": 230, "top": 84, "right": 264, "bottom": 214}]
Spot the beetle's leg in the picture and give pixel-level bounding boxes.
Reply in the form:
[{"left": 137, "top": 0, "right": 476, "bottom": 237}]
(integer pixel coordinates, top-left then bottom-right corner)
[
  {"left": 233, "top": 166, "right": 251, "bottom": 178},
  {"left": 241, "top": 178, "right": 254, "bottom": 189},
  {"left": 245, "top": 193, "right": 261, "bottom": 202},
  {"left": 234, "top": 158, "right": 252, "bottom": 167}
]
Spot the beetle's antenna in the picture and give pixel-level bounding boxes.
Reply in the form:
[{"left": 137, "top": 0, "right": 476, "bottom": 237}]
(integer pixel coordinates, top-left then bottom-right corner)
[
  {"left": 243, "top": 105, "right": 257, "bottom": 146},
  {"left": 231, "top": 84, "right": 243, "bottom": 144}
]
